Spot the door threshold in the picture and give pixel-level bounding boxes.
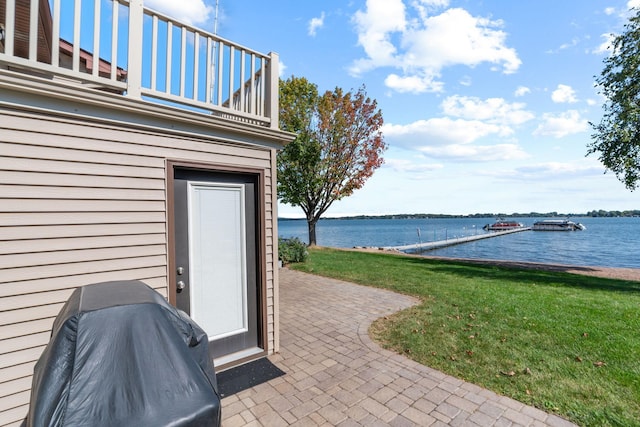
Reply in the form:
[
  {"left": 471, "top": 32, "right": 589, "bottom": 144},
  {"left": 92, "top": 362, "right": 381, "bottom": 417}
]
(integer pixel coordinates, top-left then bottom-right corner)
[{"left": 214, "top": 347, "right": 265, "bottom": 371}]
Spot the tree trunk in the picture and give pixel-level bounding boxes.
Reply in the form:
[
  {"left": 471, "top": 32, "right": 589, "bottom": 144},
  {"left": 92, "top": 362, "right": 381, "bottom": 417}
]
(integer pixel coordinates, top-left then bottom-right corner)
[{"left": 307, "top": 218, "right": 317, "bottom": 246}]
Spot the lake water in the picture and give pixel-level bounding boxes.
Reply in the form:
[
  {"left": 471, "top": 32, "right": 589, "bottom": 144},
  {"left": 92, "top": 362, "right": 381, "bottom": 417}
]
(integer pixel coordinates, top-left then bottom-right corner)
[{"left": 278, "top": 216, "right": 640, "bottom": 269}]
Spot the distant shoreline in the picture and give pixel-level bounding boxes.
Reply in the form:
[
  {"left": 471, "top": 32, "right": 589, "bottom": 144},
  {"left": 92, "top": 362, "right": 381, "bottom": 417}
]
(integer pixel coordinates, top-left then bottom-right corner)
[{"left": 278, "top": 211, "right": 640, "bottom": 221}]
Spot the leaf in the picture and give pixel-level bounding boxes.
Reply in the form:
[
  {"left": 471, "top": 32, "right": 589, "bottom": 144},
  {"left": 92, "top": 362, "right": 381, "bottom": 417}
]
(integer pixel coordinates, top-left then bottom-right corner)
[
  {"left": 593, "top": 361, "right": 606, "bottom": 367},
  {"left": 501, "top": 370, "right": 516, "bottom": 377},
  {"left": 524, "top": 367, "right": 532, "bottom": 375},
  {"left": 466, "top": 350, "right": 474, "bottom": 356},
  {"left": 575, "top": 356, "right": 583, "bottom": 362}
]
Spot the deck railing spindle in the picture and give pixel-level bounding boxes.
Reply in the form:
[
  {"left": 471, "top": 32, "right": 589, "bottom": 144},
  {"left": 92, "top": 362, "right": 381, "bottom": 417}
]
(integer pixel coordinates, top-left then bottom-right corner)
[{"left": 28, "top": 0, "right": 38, "bottom": 60}]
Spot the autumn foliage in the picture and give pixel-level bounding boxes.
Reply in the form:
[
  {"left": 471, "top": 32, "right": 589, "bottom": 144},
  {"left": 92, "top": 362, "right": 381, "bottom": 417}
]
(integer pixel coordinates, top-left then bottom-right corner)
[{"left": 278, "top": 76, "right": 387, "bottom": 245}]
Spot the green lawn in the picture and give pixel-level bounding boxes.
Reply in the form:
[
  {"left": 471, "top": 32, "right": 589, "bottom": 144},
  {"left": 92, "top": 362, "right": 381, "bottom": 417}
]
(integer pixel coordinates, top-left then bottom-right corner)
[{"left": 289, "top": 247, "right": 640, "bottom": 427}]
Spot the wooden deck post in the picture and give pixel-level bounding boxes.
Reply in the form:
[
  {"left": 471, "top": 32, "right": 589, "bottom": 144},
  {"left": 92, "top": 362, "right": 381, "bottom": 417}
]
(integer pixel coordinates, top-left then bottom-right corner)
[
  {"left": 266, "top": 52, "right": 279, "bottom": 129},
  {"left": 126, "top": 0, "right": 144, "bottom": 99}
]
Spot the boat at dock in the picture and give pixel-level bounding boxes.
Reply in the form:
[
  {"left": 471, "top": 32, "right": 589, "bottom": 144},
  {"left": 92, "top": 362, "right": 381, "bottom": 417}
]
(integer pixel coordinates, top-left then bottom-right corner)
[
  {"left": 532, "top": 219, "right": 586, "bottom": 231},
  {"left": 483, "top": 219, "right": 526, "bottom": 231}
]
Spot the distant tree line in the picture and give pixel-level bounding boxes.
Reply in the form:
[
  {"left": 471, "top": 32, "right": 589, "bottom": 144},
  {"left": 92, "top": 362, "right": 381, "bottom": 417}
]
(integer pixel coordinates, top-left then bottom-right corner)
[
  {"left": 585, "top": 210, "right": 640, "bottom": 217},
  {"left": 280, "top": 210, "right": 640, "bottom": 220}
]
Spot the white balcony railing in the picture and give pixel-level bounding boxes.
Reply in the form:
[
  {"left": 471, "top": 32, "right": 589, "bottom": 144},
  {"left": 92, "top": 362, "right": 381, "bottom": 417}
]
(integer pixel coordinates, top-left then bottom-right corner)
[{"left": 0, "top": 0, "right": 279, "bottom": 128}]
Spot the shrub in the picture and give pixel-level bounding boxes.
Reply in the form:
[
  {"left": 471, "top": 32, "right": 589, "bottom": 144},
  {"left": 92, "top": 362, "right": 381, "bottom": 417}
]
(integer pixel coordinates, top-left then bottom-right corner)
[{"left": 278, "top": 237, "right": 308, "bottom": 264}]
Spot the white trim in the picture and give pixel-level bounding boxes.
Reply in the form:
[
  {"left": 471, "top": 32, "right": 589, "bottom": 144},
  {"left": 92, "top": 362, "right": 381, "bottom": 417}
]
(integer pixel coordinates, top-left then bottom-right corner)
[{"left": 214, "top": 347, "right": 263, "bottom": 368}]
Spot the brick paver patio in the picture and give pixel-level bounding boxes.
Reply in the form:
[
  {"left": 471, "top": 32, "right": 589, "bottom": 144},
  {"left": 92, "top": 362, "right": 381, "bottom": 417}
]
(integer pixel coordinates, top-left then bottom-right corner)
[{"left": 220, "top": 268, "right": 577, "bottom": 426}]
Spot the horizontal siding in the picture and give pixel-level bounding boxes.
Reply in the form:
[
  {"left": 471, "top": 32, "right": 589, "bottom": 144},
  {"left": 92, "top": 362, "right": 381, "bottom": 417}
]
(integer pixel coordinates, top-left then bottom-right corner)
[
  {"left": 0, "top": 305, "right": 63, "bottom": 328},
  {"left": 0, "top": 378, "right": 32, "bottom": 400},
  {"left": 0, "top": 347, "right": 44, "bottom": 373},
  {"left": 0, "top": 170, "right": 164, "bottom": 189},
  {"left": 0, "top": 406, "right": 29, "bottom": 427},
  {"left": 0, "top": 361, "right": 35, "bottom": 384},
  {"left": 0, "top": 157, "right": 166, "bottom": 178},
  {"left": 0, "top": 141, "right": 163, "bottom": 168},
  {"left": 0, "top": 103, "right": 278, "bottom": 426},
  {"left": 0, "top": 199, "right": 166, "bottom": 212},
  {"left": 0, "top": 333, "right": 50, "bottom": 358},
  {"left": 0, "top": 319, "right": 53, "bottom": 341},
  {"left": 0, "top": 185, "right": 164, "bottom": 201},
  {"left": 0, "top": 234, "right": 167, "bottom": 256},
  {"left": 0, "top": 269, "right": 167, "bottom": 301},
  {"left": 0, "top": 211, "right": 167, "bottom": 226},
  {"left": 0, "top": 245, "right": 166, "bottom": 269},
  {"left": 0, "top": 223, "right": 166, "bottom": 241},
  {"left": 3, "top": 117, "right": 272, "bottom": 161},
  {"left": 0, "top": 391, "right": 30, "bottom": 414},
  {"left": 2, "top": 126, "right": 271, "bottom": 168},
  {"left": 2, "top": 256, "right": 167, "bottom": 290}
]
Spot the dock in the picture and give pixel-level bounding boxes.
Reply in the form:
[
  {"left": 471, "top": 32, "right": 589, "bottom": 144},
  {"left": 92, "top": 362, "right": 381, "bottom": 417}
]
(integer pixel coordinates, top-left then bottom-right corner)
[{"left": 383, "top": 227, "right": 531, "bottom": 252}]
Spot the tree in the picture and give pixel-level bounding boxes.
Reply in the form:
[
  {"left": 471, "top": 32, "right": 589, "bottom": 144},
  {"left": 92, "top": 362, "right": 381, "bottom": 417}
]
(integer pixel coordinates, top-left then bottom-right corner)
[
  {"left": 278, "top": 76, "right": 387, "bottom": 245},
  {"left": 590, "top": 8, "right": 640, "bottom": 190}
]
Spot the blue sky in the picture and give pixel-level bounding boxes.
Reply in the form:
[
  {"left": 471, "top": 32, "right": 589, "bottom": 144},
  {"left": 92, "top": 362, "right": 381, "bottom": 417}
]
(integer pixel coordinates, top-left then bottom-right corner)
[{"left": 148, "top": 0, "right": 640, "bottom": 217}]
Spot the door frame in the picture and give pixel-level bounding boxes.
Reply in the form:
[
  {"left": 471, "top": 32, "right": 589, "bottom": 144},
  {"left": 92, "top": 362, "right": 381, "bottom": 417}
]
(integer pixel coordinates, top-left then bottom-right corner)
[{"left": 166, "top": 159, "right": 268, "bottom": 369}]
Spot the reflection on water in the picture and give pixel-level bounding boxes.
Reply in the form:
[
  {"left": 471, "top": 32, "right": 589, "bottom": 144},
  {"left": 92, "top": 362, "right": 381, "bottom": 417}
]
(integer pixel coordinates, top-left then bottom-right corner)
[{"left": 278, "top": 217, "right": 640, "bottom": 269}]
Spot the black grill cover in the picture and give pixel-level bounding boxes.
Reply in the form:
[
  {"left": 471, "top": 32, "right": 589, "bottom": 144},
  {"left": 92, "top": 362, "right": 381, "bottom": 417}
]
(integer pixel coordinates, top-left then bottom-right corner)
[{"left": 27, "top": 280, "right": 221, "bottom": 427}]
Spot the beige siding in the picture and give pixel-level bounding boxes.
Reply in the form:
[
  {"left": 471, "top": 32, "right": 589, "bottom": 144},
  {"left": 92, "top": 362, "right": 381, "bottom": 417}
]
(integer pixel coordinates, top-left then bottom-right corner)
[{"left": 0, "top": 106, "right": 280, "bottom": 426}]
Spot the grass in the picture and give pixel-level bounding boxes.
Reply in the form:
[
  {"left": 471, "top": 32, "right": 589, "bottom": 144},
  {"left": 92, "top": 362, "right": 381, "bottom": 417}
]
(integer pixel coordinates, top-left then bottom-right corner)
[{"left": 289, "top": 247, "right": 640, "bottom": 427}]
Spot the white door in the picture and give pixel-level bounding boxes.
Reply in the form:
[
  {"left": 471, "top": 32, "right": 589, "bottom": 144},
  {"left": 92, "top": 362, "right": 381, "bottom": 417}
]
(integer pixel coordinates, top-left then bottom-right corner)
[
  {"left": 188, "top": 182, "right": 248, "bottom": 341},
  {"left": 173, "top": 168, "right": 262, "bottom": 366}
]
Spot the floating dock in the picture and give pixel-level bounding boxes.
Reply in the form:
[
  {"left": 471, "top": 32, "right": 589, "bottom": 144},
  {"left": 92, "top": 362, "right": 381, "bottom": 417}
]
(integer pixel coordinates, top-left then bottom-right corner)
[{"left": 383, "top": 227, "right": 531, "bottom": 252}]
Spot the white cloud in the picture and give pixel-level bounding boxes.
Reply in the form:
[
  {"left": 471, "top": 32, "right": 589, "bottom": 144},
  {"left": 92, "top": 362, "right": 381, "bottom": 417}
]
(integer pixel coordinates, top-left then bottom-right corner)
[
  {"left": 383, "top": 118, "right": 511, "bottom": 149},
  {"left": 350, "top": 4, "right": 521, "bottom": 93},
  {"left": 384, "top": 158, "right": 443, "bottom": 175},
  {"left": 144, "top": 0, "right": 213, "bottom": 26},
  {"left": 441, "top": 95, "right": 534, "bottom": 125},
  {"left": 551, "top": 84, "right": 578, "bottom": 103},
  {"left": 604, "top": 7, "right": 616, "bottom": 15},
  {"left": 381, "top": 95, "right": 533, "bottom": 162},
  {"left": 308, "top": 12, "right": 325, "bottom": 36},
  {"left": 593, "top": 33, "right": 614, "bottom": 54},
  {"left": 419, "top": 0, "right": 450, "bottom": 7},
  {"left": 350, "top": 0, "right": 407, "bottom": 75},
  {"left": 510, "top": 162, "right": 605, "bottom": 180},
  {"left": 514, "top": 86, "right": 530, "bottom": 97},
  {"left": 483, "top": 161, "right": 605, "bottom": 181},
  {"left": 459, "top": 76, "right": 472, "bottom": 86},
  {"left": 279, "top": 60, "right": 288, "bottom": 78},
  {"left": 547, "top": 38, "right": 579, "bottom": 54},
  {"left": 533, "top": 110, "right": 589, "bottom": 138},
  {"left": 629, "top": 0, "right": 640, "bottom": 10},
  {"left": 384, "top": 74, "right": 444, "bottom": 93},
  {"left": 418, "top": 143, "right": 528, "bottom": 161},
  {"left": 411, "top": 0, "right": 450, "bottom": 21}
]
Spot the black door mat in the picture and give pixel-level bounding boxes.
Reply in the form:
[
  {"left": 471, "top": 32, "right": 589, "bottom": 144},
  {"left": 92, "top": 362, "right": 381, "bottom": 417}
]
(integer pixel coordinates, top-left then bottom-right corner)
[{"left": 216, "top": 357, "right": 286, "bottom": 398}]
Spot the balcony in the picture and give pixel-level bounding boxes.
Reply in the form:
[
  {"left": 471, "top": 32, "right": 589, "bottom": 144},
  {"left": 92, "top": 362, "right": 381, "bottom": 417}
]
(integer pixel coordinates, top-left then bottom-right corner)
[{"left": 0, "top": 0, "right": 279, "bottom": 128}]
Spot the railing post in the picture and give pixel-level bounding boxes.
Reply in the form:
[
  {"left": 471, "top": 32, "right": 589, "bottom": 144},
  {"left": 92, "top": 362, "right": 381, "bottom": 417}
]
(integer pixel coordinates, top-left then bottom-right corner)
[
  {"left": 4, "top": 0, "right": 16, "bottom": 56},
  {"left": 266, "top": 51, "right": 279, "bottom": 129},
  {"left": 126, "top": 0, "right": 144, "bottom": 99}
]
